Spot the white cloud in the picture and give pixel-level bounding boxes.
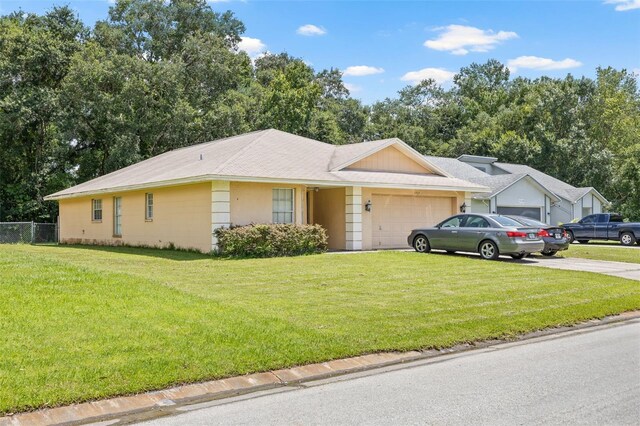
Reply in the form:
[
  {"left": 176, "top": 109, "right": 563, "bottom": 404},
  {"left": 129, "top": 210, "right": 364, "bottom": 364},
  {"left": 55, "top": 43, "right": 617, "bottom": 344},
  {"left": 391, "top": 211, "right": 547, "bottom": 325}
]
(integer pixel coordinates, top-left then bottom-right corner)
[
  {"left": 344, "top": 83, "right": 362, "bottom": 93},
  {"left": 343, "top": 65, "right": 385, "bottom": 77},
  {"left": 400, "top": 68, "right": 455, "bottom": 85},
  {"left": 603, "top": 0, "right": 640, "bottom": 11},
  {"left": 507, "top": 56, "right": 583, "bottom": 72},
  {"left": 297, "top": 24, "right": 327, "bottom": 36},
  {"left": 238, "top": 37, "right": 266, "bottom": 58},
  {"left": 424, "top": 24, "right": 518, "bottom": 55}
]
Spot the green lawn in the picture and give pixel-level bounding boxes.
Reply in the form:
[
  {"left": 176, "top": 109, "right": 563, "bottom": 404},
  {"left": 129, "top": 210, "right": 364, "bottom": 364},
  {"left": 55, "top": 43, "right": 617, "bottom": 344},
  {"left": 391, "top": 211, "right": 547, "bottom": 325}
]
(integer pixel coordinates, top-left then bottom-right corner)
[
  {"left": 1, "top": 245, "right": 639, "bottom": 414},
  {"left": 561, "top": 244, "right": 640, "bottom": 264}
]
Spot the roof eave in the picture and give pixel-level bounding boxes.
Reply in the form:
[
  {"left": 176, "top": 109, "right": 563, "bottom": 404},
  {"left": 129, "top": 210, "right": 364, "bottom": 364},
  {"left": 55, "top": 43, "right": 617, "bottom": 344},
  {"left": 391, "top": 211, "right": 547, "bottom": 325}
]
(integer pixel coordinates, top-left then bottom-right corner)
[{"left": 45, "top": 174, "right": 490, "bottom": 201}]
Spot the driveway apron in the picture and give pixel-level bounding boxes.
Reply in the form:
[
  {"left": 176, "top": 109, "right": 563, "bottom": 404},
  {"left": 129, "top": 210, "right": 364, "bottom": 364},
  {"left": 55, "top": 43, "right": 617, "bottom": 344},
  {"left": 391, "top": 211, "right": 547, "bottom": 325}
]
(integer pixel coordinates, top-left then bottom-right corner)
[{"left": 522, "top": 257, "right": 640, "bottom": 281}]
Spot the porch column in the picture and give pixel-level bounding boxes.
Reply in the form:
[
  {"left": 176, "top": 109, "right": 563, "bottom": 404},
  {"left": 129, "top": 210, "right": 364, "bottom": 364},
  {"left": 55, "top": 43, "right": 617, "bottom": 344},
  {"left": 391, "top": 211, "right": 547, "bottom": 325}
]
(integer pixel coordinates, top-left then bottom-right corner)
[
  {"left": 211, "top": 181, "right": 231, "bottom": 252},
  {"left": 345, "top": 186, "right": 363, "bottom": 251}
]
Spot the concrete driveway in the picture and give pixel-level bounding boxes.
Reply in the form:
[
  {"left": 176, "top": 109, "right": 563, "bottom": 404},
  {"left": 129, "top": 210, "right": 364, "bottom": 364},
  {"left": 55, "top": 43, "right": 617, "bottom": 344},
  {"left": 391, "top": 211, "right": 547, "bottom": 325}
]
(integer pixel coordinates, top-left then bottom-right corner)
[{"left": 520, "top": 256, "right": 640, "bottom": 281}]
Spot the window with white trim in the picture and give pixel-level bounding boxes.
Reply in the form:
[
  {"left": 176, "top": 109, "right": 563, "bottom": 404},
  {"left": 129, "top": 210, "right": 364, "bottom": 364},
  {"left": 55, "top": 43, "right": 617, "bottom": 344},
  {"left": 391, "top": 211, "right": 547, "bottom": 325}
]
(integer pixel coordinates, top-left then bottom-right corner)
[
  {"left": 145, "top": 193, "right": 153, "bottom": 221},
  {"left": 272, "top": 188, "right": 294, "bottom": 224},
  {"left": 113, "top": 197, "right": 122, "bottom": 236},
  {"left": 92, "top": 199, "right": 102, "bottom": 222}
]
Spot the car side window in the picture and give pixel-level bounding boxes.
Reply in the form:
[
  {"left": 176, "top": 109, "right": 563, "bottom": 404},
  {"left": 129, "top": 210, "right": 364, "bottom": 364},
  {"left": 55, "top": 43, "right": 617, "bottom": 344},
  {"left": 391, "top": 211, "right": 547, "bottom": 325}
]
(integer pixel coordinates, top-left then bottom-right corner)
[
  {"left": 596, "top": 214, "right": 608, "bottom": 223},
  {"left": 465, "top": 216, "right": 490, "bottom": 228},
  {"left": 441, "top": 216, "right": 463, "bottom": 228},
  {"left": 581, "top": 215, "right": 595, "bottom": 224}
]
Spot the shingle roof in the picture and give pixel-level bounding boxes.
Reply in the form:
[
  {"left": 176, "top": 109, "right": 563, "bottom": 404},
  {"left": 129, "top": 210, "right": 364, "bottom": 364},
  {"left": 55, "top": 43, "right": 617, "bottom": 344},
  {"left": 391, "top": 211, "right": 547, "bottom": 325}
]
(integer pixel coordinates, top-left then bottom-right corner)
[
  {"left": 46, "top": 129, "right": 488, "bottom": 199},
  {"left": 424, "top": 155, "right": 489, "bottom": 181},
  {"left": 423, "top": 155, "right": 598, "bottom": 202},
  {"left": 492, "top": 163, "right": 604, "bottom": 202},
  {"left": 329, "top": 138, "right": 397, "bottom": 170},
  {"left": 464, "top": 174, "right": 528, "bottom": 198}
]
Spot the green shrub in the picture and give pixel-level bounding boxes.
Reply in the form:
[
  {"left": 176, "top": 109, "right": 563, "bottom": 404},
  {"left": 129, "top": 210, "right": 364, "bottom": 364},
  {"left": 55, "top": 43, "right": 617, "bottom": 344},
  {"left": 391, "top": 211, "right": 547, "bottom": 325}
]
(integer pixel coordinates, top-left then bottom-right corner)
[{"left": 214, "top": 223, "right": 328, "bottom": 258}]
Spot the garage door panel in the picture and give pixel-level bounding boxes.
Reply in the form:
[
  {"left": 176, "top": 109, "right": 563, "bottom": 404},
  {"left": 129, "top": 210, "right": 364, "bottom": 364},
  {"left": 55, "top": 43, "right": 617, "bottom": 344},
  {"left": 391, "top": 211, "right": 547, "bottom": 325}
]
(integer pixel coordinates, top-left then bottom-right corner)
[{"left": 371, "top": 195, "right": 454, "bottom": 249}]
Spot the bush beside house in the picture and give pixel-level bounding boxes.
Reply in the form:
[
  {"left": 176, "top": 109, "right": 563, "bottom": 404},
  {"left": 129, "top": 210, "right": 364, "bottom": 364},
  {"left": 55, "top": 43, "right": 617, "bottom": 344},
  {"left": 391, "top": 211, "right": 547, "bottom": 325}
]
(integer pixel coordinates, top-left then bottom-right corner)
[{"left": 215, "top": 224, "right": 328, "bottom": 257}]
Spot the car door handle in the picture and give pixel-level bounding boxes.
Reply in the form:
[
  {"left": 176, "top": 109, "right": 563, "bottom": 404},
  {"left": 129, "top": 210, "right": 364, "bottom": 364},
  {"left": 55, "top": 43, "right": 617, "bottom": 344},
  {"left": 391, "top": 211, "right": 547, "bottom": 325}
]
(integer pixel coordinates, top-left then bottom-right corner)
[{"left": 451, "top": 230, "right": 458, "bottom": 234}]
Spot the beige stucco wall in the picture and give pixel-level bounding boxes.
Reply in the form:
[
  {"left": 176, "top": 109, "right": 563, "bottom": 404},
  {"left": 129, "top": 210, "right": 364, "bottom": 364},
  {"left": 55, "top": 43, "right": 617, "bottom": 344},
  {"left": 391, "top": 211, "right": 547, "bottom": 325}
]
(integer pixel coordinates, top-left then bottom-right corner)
[
  {"left": 59, "top": 182, "right": 212, "bottom": 252},
  {"left": 347, "top": 146, "right": 432, "bottom": 174},
  {"left": 313, "top": 187, "right": 346, "bottom": 250},
  {"left": 229, "top": 182, "right": 306, "bottom": 226}
]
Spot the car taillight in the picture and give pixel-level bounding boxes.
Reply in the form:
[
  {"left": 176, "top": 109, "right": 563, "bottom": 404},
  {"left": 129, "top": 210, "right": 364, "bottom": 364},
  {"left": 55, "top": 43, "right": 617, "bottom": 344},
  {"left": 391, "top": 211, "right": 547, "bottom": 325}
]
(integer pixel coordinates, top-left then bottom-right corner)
[
  {"left": 538, "top": 229, "right": 550, "bottom": 237},
  {"left": 506, "top": 231, "right": 527, "bottom": 238}
]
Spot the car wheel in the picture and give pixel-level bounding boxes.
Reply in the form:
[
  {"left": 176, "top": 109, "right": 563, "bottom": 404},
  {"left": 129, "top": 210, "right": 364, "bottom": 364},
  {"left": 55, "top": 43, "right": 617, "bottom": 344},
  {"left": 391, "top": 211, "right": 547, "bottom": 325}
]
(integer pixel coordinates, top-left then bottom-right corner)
[
  {"left": 620, "top": 232, "right": 636, "bottom": 246},
  {"left": 541, "top": 250, "right": 558, "bottom": 257},
  {"left": 413, "top": 235, "right": 431, "bottom": 253},
  {"left": 565, "top": 230, "right": 574, "bottom": 243},
  {"left": 510, "top": 253, "right": 525, "bottom": 260},
  {"left": 479, "top": 240, "right": 499, "bottom": 260},
  {"left": 577, "top": 240, "right": 589, "bottom": 244}
]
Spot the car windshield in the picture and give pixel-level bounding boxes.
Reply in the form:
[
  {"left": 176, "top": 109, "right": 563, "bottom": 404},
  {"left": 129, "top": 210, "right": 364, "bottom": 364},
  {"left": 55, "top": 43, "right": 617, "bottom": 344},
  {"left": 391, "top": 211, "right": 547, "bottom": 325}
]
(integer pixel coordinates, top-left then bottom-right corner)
[
  {"left": 508, "top": 216, "right": 547, "bottom": 227},
  {"left": 491, "top": 215, "right": 526, "bottom": 227}
]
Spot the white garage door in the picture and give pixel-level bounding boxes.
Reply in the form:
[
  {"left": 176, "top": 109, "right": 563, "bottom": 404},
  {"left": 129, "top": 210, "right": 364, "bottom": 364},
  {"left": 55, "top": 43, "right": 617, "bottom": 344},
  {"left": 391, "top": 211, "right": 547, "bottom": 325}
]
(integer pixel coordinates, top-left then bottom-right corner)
[{"left": 371, "top": 194, "right": 454, "bottom": 249}]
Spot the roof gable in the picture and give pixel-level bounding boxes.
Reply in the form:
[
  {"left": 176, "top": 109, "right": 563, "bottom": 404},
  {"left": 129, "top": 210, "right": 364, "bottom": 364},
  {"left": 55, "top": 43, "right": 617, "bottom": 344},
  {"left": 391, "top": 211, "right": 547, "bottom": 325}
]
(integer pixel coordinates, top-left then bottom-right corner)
[
  {"left": 469, "top": 174, "right": 560, "bottom": 201},
  {"left": 331, "top": 138, "right": 451, "bottom": 177},
  {"left": 345, "top": 145, "right": 433, "bottom": 174}
]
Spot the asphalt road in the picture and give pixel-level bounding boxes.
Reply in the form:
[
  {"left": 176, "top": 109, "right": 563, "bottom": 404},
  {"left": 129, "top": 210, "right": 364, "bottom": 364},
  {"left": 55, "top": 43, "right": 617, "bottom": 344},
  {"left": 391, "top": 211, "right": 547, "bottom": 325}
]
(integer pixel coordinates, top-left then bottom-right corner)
[{"left": 141, "top": 320, "right": 640, "bottom": 426}]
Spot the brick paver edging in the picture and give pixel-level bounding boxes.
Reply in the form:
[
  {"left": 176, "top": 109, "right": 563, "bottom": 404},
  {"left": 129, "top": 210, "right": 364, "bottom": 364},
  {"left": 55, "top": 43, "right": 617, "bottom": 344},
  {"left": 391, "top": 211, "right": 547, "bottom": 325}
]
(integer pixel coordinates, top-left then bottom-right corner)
[{"left": 2, "top": 310, "right": 639, "bottom": 426}]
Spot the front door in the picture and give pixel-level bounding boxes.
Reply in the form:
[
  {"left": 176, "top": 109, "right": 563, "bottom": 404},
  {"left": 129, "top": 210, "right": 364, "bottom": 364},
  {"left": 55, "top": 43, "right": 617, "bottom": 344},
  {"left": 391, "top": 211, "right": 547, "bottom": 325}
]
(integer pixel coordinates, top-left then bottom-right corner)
[
  {"left": 575, "top": 215, "right": 596, "bottom": 238},
  {"left": 457, "top": 215, "right": 491, "bottom": 251},
  {"left": 594, "top": 214, "right": 609, "bottom": 238},
  {"left": 429, "top": 215, "right": 465, "bottom": 250}
]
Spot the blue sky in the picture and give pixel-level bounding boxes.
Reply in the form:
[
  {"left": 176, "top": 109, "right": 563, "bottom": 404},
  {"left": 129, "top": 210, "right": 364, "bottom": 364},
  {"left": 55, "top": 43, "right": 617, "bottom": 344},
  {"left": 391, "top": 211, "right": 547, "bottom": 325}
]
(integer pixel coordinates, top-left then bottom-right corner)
[{"left": 2, "top": 0, "right": 639, "bottom": 104}]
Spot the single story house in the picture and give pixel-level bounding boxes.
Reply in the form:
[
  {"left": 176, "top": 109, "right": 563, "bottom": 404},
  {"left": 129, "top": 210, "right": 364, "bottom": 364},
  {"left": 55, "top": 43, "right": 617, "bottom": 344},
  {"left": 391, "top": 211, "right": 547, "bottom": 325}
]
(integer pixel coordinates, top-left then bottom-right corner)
[
  {"left": 425, "top": 154, "right": 609, "bottom": 225},
  {"left": 46, "top": 129, "right": 488, "bottom": 253}
]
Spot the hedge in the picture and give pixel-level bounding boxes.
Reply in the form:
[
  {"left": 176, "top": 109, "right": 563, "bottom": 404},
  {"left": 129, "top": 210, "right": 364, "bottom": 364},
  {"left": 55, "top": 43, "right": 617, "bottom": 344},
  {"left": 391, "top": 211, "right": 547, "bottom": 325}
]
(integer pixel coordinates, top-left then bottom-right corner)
[{"left": 214, "top": 223, "right": 328, "bottom": 257}]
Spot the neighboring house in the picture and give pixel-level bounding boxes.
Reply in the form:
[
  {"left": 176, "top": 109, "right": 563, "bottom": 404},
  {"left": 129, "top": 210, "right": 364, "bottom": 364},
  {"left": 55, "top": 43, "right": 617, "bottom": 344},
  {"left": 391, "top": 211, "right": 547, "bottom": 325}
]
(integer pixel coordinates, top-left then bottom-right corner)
[
  {"left": 425, "top": 154, "right": 609, "bottom": 225},
  {"left": 46, "top": 129, "right": 487, "bottom": 253}
]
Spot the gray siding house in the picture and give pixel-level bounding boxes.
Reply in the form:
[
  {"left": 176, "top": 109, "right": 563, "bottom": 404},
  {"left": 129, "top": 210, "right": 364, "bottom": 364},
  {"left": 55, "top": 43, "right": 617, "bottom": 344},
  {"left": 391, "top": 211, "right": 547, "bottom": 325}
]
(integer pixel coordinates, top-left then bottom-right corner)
[{"left": 425, "top": 155, "right": 609, "bottom": 225}]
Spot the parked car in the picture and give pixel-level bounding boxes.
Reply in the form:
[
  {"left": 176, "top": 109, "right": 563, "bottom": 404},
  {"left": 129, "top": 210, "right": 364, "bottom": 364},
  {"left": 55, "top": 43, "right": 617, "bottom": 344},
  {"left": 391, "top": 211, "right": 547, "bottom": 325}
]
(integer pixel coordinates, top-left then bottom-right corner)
[
  {"left": 407, "top": 213, "right": 545, "bottom": 260},
  {"left": 562, "top": 213, "right": 640, "bottom": 246},
  {"left": 507, "top": 216, "right": 569, "bottom": 256}
]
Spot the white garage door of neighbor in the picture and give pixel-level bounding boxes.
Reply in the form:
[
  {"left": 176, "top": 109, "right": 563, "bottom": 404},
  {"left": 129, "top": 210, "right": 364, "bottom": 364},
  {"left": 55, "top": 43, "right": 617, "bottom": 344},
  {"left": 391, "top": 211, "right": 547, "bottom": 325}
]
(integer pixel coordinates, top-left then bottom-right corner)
[{"left": 372, "top": 195, "right": 454, "bottom": 249}]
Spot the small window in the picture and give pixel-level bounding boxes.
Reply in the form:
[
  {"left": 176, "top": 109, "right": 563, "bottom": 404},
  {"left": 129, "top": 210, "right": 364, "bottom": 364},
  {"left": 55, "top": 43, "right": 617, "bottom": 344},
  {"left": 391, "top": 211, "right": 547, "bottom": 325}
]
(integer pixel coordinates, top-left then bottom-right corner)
[
  {"left": 464, "top": 216, "right": 490, "bottom": 228},
  {"left": 272, "top": 188, "right": 294, "bottom": 224},
  {"left": 145, "top": 193, "right": 153, "bottom": 221},
  {"left": 610, "top": 215, "right": 624, "bottom": 223},
  {"left": 113, "top": 197, "right": 122, "bottom": 236},
  {"left": 440, "top": 216, "right": 464, "bottom": 228},
  {"left": 581, "top": 215, "right": 595, "bottom": 225},
  {"left": 92, "top": 199, "right": 103, "bottom": 222}
]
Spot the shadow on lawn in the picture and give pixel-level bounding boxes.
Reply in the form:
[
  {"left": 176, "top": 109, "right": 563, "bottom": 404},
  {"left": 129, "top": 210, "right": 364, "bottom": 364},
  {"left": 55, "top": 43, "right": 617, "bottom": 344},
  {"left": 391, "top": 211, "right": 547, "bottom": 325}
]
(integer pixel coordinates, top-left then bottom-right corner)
[{"left": 51, "top": 244, "right": 212, "bottom": 261}]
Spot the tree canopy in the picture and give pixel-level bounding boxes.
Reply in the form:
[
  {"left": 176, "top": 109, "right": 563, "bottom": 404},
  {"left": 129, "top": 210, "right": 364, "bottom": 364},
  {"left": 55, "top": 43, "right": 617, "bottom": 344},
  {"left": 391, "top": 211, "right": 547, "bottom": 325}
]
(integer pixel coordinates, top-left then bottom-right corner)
[{"left": 1, "top": 0, "right": 639, "bottom": 221}]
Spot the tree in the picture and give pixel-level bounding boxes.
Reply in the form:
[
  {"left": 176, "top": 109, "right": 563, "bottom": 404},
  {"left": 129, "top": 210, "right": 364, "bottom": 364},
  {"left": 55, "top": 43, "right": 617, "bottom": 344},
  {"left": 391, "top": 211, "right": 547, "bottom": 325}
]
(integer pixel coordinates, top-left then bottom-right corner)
[
  {"left": 261, "top": 61, "right": 322, "bottom": 135},
  {"left": 96, "top": 0, "right": 244, "bottom": 61},
  {"left": 0, "top": 7, "right": 87, "bottom": 220}
]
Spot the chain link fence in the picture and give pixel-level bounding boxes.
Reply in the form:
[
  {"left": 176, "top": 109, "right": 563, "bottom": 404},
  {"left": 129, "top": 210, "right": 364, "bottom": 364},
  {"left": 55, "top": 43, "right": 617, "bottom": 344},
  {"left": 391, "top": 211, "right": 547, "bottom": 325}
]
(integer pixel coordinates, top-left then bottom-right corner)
[{"left": 0, "top": 222, "right": 58, "bottom": 244}]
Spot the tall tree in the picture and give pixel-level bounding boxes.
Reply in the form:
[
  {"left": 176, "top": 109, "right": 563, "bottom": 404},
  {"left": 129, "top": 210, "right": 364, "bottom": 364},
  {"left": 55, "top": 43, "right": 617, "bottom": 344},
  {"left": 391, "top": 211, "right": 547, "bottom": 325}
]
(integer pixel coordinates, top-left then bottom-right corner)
[{"left": 0, "top": 7, "right": 87, "bottom": 220}]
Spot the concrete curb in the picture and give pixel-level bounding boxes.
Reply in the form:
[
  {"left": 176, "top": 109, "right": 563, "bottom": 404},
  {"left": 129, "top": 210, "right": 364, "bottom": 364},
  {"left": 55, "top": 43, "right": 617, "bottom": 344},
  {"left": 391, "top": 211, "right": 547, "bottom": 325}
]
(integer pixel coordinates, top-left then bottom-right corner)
[{"left": 3, "top": 310, "right": 639, "bottom": 426}]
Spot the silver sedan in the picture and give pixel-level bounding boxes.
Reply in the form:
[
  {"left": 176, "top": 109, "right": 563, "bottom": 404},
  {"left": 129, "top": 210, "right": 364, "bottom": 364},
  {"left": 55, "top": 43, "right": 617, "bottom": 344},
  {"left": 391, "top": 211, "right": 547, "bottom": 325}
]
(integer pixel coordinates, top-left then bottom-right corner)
[{"left": 407, "top": 213, "right": 545, "bottom": 260}]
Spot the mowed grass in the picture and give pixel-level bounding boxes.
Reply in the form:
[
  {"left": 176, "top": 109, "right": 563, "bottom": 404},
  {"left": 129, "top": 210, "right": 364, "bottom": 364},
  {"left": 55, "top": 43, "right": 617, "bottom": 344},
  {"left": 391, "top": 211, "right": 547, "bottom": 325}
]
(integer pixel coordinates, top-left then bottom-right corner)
[
  {"left": 561, "top": 244, "right": 640, "bottom": 264},
  {"left": 1, "top": 245, "right": 639, "bottom": 414}
]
